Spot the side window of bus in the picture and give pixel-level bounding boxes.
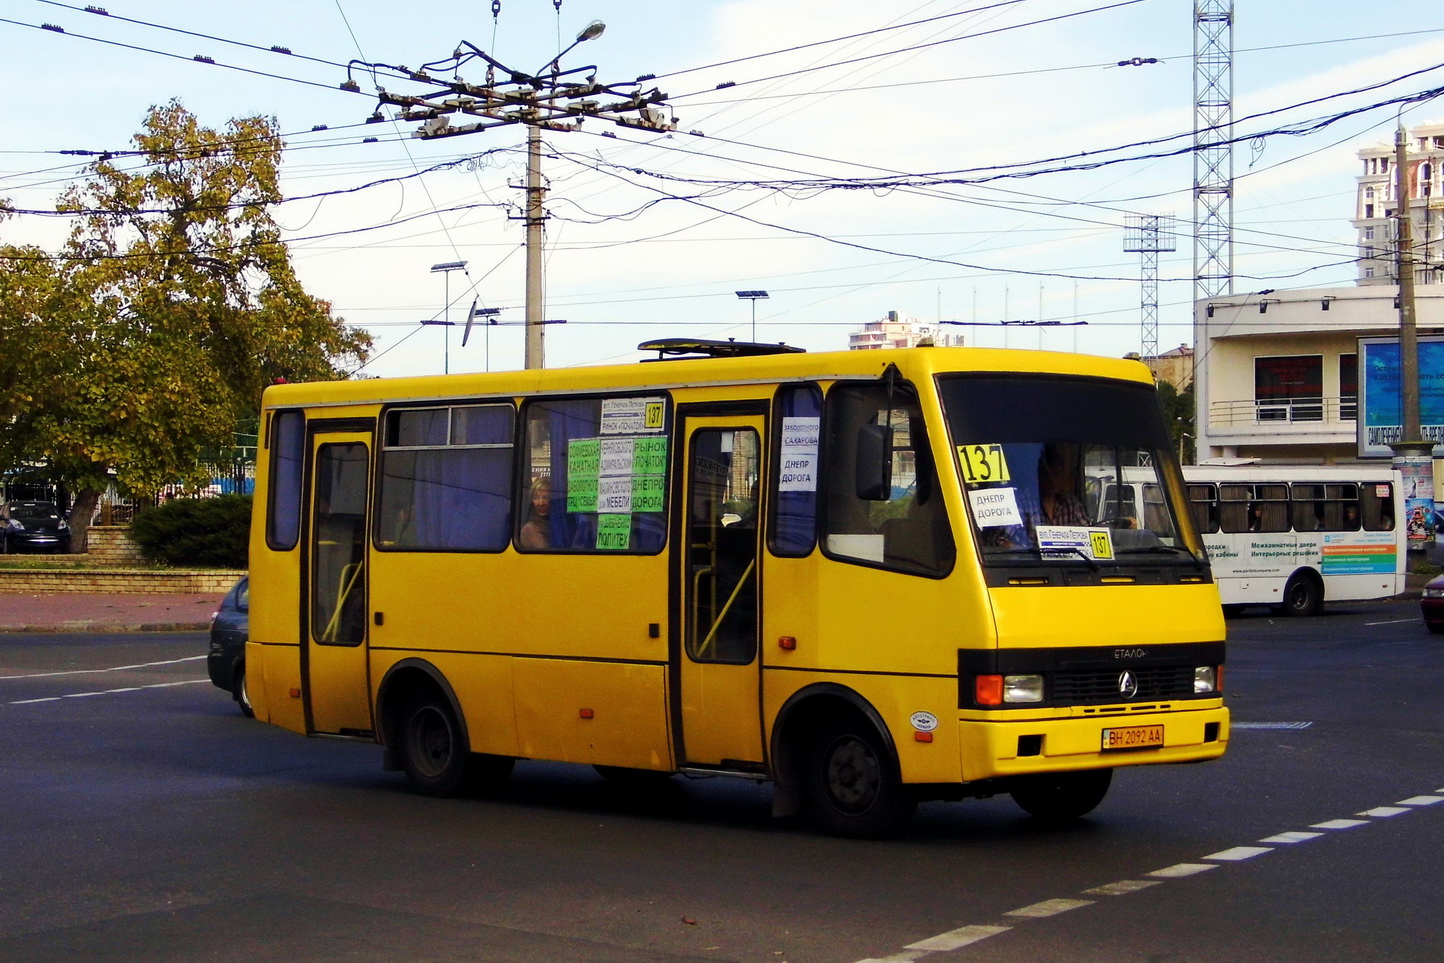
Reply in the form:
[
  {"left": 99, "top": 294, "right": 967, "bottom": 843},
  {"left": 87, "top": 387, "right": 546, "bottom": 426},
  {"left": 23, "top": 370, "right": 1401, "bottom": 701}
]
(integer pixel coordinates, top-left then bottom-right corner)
[
  {"left": 1291, "top": 483, "right": 1361, "bottom": 532},
  {"left": 266, "top": 409, "right": 304, "bottom": 550},
  {"left": 376, "top": 404, "right": 514, "bottom": 552},
  {"left": 1219, "top": 483, "right": 1288, "bottom": 533},
  {"left": 1360, "top": 482, "right": 1396, "bottom": 531},
  {"left": 520, "top": 395, "right": 669, "bottom": 553},
  {"left": 770, "top": 383, "right": 822, "bottom": 557},
  {"left": 1188, "top": 484, "right": 1218, "bottom": 534},
  {"left": 821, "top": 383, "right": 954, "bottom": 576}
]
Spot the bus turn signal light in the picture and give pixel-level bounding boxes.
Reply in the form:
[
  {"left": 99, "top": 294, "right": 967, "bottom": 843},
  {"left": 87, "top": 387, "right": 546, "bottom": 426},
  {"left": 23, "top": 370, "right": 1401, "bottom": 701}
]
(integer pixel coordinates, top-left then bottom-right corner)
[
  {"left": 778, "top": 636, "right": 796, "bottom": 650},
  {"left": 579, "top": 708, "right": 594, "bottom": 719},
  {"left": 975, "top": 675, "right": 1003, "bottom": 706}
]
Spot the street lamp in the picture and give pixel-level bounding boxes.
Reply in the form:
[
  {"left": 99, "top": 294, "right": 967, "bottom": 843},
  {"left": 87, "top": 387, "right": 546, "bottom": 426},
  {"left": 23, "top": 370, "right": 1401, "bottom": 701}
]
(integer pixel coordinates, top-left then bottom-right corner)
[
  {"left": 429, "top": 261, "right": 468, "bottom": 374},
  {"left": 462, "top": 300, "right": 503, "bottom": 371},
  {"left": 735, "top": 290, "right": 768, "bottom": 342}
]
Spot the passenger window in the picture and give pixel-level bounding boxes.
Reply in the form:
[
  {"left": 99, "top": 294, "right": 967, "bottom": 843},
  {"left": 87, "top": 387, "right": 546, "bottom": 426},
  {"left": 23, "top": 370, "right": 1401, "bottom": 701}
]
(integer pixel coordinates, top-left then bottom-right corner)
[
  {"left": 376, "top": 403, "right": 514, "bottom": 552},
  {"left": 266, "top": 410, "right": 305, "bottom": 551},
  {"left": 770, "top": 383, "right": 822, "bottom": 557},
  {"left": 520, "top": 395, "right": 669, "bottom": 553},
  {"left": 821, "top": 382, "right": 953, "bottom": 576}
]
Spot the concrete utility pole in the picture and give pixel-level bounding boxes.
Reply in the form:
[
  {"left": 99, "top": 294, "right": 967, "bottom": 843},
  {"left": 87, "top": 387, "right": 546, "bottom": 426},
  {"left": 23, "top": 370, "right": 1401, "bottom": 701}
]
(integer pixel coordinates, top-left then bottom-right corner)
[
  {"left": 1392, "top": 123, "right": 1435, "bottom": 546},
  {"left": 365, "top": 20, "right": 676, "bottom": 368}
]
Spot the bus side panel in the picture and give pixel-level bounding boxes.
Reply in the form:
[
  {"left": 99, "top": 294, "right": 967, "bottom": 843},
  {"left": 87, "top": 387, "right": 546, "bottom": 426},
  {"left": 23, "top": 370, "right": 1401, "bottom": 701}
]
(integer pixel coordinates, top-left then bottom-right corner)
[
  {"left": 371, "top": 651, "right": 520, "bottom": 757},
  {"left": 512, "top": 659, "right": 673, "bottom": 770},
  {"left": 762, "top": 671, "right": 964, "bottom": 786},
  {"left": 249, "top": 641, "right": 305, "bottom": 734}
]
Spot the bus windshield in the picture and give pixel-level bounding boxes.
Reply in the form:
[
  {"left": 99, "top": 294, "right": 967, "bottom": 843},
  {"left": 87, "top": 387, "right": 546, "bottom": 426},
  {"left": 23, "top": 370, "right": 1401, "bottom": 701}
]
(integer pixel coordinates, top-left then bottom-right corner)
[{"left": 939, "top": 373, "right": 1201, "bottom": 566}]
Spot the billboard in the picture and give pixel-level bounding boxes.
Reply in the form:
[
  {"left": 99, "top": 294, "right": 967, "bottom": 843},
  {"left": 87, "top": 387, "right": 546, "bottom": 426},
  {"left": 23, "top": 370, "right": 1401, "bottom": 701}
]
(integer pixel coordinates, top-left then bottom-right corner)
[{"left": 1357, "top": 335, "right": 1444, "bottom": 457}]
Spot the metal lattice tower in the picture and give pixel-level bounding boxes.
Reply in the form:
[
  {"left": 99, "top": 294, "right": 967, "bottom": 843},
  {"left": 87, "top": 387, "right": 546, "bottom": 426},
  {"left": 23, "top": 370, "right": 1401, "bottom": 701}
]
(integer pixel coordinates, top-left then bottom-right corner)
[
  {"left": 1193, "top": 1, "right": 1234, "bottom": 300},
  {"left": 1124, "top": 215, "right": 1177, "bottom": 360}
]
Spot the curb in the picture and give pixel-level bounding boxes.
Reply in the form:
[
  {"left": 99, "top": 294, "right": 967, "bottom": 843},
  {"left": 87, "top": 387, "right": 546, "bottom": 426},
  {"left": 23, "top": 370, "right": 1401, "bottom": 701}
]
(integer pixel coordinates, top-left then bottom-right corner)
[{"left": 0, "top": 621, "right": 212, "bottom": 634}]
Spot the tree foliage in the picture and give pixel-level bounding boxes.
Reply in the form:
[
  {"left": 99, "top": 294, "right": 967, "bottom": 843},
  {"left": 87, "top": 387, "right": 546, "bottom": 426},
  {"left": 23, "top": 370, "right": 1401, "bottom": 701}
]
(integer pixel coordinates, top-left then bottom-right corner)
[
  {"left": 128, "top": 494, "right": 252, "bottom": 568},
  {"left": 0, "top": 102, "right": 370, "bottom": 548}
]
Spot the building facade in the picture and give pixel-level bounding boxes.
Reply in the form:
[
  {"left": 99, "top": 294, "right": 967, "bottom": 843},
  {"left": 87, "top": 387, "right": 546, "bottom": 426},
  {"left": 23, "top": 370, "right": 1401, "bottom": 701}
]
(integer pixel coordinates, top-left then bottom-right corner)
[
  {"left": 1354, "top": 122, "right": 1444, "bottom": 286},
  {"left": 847, "top": 311, "right": 963, "bottom": 350}
]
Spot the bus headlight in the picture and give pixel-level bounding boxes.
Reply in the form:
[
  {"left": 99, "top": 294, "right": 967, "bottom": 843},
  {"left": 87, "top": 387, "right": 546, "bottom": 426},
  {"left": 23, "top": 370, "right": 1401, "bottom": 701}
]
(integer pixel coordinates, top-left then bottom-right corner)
[
  {"left": 1003, "top": 674, "right": 1044, "bottom": 703},
  {"left": 1194, "top": 666, "right": 1219, "bottom": 694}
]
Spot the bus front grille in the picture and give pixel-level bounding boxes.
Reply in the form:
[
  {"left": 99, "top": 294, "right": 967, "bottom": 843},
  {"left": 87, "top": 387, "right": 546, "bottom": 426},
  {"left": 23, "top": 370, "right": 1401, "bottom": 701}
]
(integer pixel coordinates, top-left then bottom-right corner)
[{"left": 1051, "top": 666, "right": 1196, "bottom": 704}]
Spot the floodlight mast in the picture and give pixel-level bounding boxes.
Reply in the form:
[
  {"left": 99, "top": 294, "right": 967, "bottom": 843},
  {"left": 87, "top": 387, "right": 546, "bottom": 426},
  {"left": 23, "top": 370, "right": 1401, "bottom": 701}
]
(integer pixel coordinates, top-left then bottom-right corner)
[{"left": 371, "top": 21, "right": 676, "bottom": 370}]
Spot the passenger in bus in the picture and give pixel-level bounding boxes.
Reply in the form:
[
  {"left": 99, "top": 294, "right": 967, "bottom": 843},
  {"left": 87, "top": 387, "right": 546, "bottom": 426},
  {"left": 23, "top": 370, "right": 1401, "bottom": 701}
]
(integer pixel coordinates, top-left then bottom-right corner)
[
  {"left": 1036, "top": 442, "right": 1090, "bottom": 526},
  {"left": 1247, "top": 503, "right": 1264, "bottom": 532},
  {"left": 1343, "top": 504, "right": 1360, "bottom": 530},
  {"left": 520, "top": 476, "right": 552, "bottom": 549}
]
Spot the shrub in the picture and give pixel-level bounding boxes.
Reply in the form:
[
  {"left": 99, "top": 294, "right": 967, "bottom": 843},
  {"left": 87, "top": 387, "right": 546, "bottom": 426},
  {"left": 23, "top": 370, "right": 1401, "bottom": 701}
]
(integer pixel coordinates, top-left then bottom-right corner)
[{"left": 128, "top": 494, "right": 251, "bottom": 568}]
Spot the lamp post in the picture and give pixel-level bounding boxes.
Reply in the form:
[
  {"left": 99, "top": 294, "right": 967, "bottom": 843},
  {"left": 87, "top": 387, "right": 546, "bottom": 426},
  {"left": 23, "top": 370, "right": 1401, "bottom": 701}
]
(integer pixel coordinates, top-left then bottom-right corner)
[
  {"left": 735, "top": 290, "right": 768, "bottom": 342},
  {"left": 428, "top": 261, "right": 467, "bottom": 374}
]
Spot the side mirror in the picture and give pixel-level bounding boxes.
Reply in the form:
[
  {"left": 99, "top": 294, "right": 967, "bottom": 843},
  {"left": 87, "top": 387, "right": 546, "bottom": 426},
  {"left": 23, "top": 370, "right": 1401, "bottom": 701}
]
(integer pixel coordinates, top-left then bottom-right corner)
[{"left": 855, "top": 424, "right": 894, "bottom": 500}]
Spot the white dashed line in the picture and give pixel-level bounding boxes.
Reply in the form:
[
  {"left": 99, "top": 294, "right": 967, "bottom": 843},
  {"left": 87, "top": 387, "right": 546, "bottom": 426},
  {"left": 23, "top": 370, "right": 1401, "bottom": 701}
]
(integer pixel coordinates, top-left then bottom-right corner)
[
  {"left": 1148, "top": 863, "right": 1218, "bottom": 878},
  {"left": 904, "top": 925, "right": 1012, "bottom": 952},
  {"left": 856, "top": 784, "right": 1444, "bottom": 963},
  {"left": 1085, "top": 879, "right": 1161, "bottom": 896},
  {"left": 1203, "top": 846, "right": 1272, "bottom": 861},
  {"left": 1003, "top": 899, "right": 1092, "bottom": 918},
  {"left": 0, "top": 655, "right": 206, "bottom": 681},
  {"left": 8, "top": 679, "right": 208, "bottom": 705},
  {"left": 1363, "top": 618, "right": 1419, "bottom": 626},
  {"left": 1260, "top": 831, "right": 1324, "bottom": 844}
]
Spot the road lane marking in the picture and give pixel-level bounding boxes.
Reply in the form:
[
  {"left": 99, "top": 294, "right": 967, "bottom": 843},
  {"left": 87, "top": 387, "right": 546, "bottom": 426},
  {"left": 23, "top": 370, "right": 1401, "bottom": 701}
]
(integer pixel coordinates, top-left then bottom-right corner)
[
  {"left": 1311, "top": 818, "right": 1369, "bottom": 830},
  {"left": 1398, "top": 795, "right": 1444, "bottom": 806},
  {"left": 0, "top": 655, "right": 206, "bottom": 681},
  {"left": 1203, "top": 846, "right": 1272, "bottom": 861},
  {"left": 1358, "top": 806, "right": 1410, "bottom": 818},
  {"left": 9, "top": 679, "right": 207, "bottom": 704},
  {"left": 1084, "top": 880, "right": 1160, "bottom": 896},
  {"left": 1260, "top": 831, "right": 1323, "bottom": 844},
  {"left": 1231, "top": 721, "right": 1313, "bottom": 730},
  {"left": 1147, "top": 863, "right": 1217, "bottom": 878},
  {"left": 1003, "top": 899, "right": 1092, "bottom": 918},
  {"left": 904, "top": 925, "right": 1011, "bottom": 952},
  {"left": 1363, "top": 618, "right": 1419, "bottom": 626}
]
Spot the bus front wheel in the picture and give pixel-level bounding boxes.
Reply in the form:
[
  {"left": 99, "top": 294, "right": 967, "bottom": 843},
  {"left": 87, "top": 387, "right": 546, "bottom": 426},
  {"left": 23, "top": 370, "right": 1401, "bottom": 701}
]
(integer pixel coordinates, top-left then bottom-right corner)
[
  {"left": 396, "top": 694, "right": 512, "bottom": 797},
  {"left": 803, "top": 719, "right": 915, "bottom": 838},
  {"left": 1011, "top": 768, "right": 1112, "bottom": 823},
  {"left": 1279, "top": 572, "right": 1323, "bottom": 617}
]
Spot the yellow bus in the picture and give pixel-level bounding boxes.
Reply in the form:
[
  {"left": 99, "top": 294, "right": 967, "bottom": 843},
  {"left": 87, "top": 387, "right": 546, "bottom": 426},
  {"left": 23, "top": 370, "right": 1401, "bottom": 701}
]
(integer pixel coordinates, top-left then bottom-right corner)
[{"left": 245, "top": 340, "right": 1227, "bottom": 837}]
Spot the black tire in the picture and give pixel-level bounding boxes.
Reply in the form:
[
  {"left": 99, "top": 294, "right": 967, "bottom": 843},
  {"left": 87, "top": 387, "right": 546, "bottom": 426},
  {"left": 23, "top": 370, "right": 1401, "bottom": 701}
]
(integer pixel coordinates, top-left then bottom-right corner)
[
  {"left": 802, "top": 718, "right": 915, "bottom": 838},
  {"left": 397, "top": 693, "right": 473, "bottom": 797},
  {"left": 233, "top": 665, "right": 254, "bottom": 718},
  {"left": 1011, "top": 768, "right": 1113, "bottom": 823},
  {"left": 1279, "top": 572, "right": 1323, "bottom": 617},
  {"left": 1427, "top": 621, "right": 1444, "bottom": 635},
  {"left": 396, "top": 692, "right": 512, "bottom": 797},
  {"left": 1221, "top": 604, "right": 1246, "bottom": 618}
]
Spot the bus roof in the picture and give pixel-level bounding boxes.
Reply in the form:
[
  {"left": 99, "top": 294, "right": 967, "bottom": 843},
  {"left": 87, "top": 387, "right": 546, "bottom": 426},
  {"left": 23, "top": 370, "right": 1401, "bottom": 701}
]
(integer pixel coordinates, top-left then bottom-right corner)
[{"left": 260, "top": 345, "right": 1157, "bottom": 409}]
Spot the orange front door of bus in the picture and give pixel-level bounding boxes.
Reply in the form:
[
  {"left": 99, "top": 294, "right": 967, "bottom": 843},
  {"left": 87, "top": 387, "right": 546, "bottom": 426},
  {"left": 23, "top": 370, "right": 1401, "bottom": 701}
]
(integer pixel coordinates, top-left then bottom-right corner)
[
  {"left": 677, "top": 415, "right": 765, "bottom": 768},
  {"left": 306, "top": 433, "right": 374, "bottom": 736}
]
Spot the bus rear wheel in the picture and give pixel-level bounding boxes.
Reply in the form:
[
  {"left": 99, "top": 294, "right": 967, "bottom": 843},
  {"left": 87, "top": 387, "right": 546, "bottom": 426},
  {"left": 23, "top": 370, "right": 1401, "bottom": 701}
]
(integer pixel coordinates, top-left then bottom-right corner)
[
  {"left": 1279, "top": 572, "right": 1323, "bottom": 617},
  {"left": 1010, "top": 768, "right": 1112, "bottom": 823},
  {"left": 803, "top": 719, "right": 915, "bottom": 838}
]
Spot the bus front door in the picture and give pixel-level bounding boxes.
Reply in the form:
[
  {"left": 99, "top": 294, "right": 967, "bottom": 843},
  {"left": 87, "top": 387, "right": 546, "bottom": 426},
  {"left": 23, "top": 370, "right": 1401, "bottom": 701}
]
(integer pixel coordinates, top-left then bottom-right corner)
[
  {"left": 675, "top": 414, "right": 766, "bottom": 769},
  {"left": 305, "top": 431, "right": 374, "bottom": 737}
]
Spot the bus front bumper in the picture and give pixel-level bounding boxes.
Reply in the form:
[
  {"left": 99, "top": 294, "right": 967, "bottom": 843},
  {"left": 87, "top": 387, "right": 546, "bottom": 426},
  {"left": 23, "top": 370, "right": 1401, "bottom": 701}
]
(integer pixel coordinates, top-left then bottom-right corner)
[{"left": 958, "top": 703, "right": 1229, "bottom": 781}]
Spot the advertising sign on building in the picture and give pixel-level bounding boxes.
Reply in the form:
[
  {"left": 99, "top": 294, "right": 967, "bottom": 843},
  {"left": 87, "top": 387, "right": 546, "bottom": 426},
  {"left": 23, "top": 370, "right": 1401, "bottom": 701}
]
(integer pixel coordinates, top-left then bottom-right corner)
[{"left": 1356, "top": 336, "right": 1444, "bottom": 458}]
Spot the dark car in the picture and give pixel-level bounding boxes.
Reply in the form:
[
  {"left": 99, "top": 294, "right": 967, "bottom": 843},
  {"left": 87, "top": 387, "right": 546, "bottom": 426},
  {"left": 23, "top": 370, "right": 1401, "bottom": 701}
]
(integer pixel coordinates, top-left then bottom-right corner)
[
  {"left": 207, "top": 576, "right": 252, "bottom": 716},
  {"left": 1422, "top": 573, "right": 1444, "bottom": 634},
  {"left": 0, "top": 501, "right": 72, "bottom": 553}
]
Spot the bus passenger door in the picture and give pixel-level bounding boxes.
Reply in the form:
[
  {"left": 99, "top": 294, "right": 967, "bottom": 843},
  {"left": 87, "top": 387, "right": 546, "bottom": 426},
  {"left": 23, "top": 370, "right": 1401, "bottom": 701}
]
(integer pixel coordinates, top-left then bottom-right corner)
[
  {"left": 306, "top": 430, "right": 374, "bottom": 736},
  {"left": 675, "top": 413, "right": 766, "bottom": 768}
]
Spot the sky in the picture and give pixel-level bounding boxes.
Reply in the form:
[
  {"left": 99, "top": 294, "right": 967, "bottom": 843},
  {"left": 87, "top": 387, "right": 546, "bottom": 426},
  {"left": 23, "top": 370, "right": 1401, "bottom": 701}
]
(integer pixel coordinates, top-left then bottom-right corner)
[{"left": 3, "top": 0, "right": 1444, "bottom": 378}]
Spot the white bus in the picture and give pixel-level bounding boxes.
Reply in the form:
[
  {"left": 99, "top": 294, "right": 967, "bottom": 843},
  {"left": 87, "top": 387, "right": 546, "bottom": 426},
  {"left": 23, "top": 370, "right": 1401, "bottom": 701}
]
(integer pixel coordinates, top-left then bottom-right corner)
[{"left": 1099, "top": 466, "right": 1405, "bottom": 616}]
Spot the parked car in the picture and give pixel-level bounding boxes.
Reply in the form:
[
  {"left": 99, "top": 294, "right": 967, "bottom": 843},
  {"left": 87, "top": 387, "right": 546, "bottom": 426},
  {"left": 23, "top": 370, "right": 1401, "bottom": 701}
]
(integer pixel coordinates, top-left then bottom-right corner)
[
  {"left": 0, "top": 501, "right": 71, "bottom": 553},
  {"left": 1422, "top": 572, "right": 1444, "bottom": 634},
  {"left": 207, "top": 576, "right": 252, "bottom": 716}
]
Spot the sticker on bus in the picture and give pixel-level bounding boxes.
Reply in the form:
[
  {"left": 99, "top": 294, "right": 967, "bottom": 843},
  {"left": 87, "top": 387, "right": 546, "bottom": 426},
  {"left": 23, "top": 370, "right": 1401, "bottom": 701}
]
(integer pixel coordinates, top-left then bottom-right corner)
[
  {"left": 967, "top": 486, "right": 1023, "bottom": 527},
  {"left": 957, "top": 443, "right": 1011, "bottom": 484},
  {"left": 1037, "top": 526, "right": 1114, "bottom": 560}
]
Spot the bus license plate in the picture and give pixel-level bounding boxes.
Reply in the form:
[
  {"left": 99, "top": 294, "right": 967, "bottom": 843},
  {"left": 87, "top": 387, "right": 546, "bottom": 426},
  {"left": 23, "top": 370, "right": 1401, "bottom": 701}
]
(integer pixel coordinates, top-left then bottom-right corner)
[{"left": 1101, "top": 725, "right": 1164, "bottom": 751}]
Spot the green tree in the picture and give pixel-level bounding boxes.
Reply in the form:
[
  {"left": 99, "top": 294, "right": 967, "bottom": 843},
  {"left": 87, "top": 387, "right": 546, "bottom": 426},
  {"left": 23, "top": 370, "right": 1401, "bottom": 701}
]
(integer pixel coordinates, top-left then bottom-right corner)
[
  {"left": 1, "top": 101, "right": 370, "bottom": 551},
  {"left": 1157, "top": 379, "right": 1196, "bottom": 464}
]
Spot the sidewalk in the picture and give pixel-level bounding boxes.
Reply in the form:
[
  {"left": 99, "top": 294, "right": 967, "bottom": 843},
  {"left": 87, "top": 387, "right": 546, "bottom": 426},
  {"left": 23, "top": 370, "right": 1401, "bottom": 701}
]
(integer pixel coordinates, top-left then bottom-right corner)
[{"left": 0, "top": 591, "right": 225, "bottom": 633}]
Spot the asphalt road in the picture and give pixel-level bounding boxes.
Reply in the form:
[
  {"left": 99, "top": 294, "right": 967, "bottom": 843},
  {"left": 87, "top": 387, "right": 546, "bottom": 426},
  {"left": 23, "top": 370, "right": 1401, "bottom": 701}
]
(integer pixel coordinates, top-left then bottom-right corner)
[{"left": 0, "top": 602, "right": 1439, "bottom": 962}]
